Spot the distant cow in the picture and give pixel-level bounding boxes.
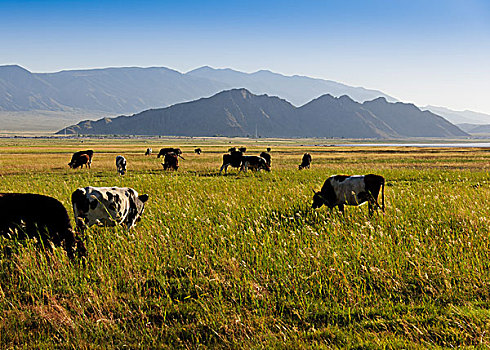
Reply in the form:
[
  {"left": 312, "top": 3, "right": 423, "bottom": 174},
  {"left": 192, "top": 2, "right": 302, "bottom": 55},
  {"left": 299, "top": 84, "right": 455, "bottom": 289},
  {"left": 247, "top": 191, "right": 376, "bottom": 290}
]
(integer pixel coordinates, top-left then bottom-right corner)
[
  {"left": 194, "top": 148, "right": 202, "bottom": 155},
  {"left": 116, "top": 155, "right": 127, "bottom": 175},
  {"left": 145, "top": 148, "right": 152, "bottom": 156},
  {"left": 68, "top": 150, "right": 93, "bottom": 169},
  {"left": 157, "top": 148, "right": 183, "bottom": 158},
  {"left": 220, "top": 150, "right": 244, "bottom": 174},
  {"left": 240, "top": 156, "right": 271, "bottom": 173},
  {"left": 259, "top": 152, "right": 271, "bottom": 168},
  {"left": 299, "top": 153, "right": 312, "bottom": 170},
  {"left": 266, "top": 147, "right": 271, "bottom": 152},
  {"left": 162, "top": 153, "right": 179, "bottom": 171},
  {"left": 72, "top": 187, "right": 149, "bottom": 232},
  {"left": 312, "top": 174, "right": 385, "bottom": 216},
  {"left": 0, "top": 193, "right": 86, "bottom": 259}
]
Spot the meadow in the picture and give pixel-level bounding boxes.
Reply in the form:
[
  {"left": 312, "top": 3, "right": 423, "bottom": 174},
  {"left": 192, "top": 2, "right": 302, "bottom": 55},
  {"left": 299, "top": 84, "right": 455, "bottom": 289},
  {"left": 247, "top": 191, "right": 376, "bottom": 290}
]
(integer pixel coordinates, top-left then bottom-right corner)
[{"left": 0, "top": 138, "right": 489, "bottom": 348}]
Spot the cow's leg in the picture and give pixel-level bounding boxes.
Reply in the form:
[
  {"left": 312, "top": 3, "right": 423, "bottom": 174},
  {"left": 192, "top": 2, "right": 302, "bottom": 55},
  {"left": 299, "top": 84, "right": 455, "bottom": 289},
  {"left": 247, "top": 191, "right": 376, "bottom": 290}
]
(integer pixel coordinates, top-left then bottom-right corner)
[
  {"left": 338, "top": 204, "right": 345, "bottom": 215},
  {"left": 219, "top": 163, "right": 229, "bottom": 174},
  {"left": 368, "top": 201, "right": 374, "bottom": 216}
]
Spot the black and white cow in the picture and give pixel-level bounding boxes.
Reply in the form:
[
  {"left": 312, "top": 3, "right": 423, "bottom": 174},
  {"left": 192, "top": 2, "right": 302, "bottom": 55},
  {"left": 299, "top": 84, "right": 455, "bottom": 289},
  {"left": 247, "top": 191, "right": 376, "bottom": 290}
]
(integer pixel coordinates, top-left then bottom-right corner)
[
  {"left": 145, "top": 148, "right": 152, "bottom": 156},
  {"left": 0, "top": 193, "right": 86, "bottom": 259},
  {"left": 116, "top": 155, "right": 127, "bottom": 175},
  {"left": 299, "top": 153, "right": 312, "bottom": 170},
  {"left": 68, "top": 150, "right": 94, "bottom": 169},
  {"left": 72, "top": 187, "right": 149, "bottom": 232},
  {"left": 220, "top": 150, "right": 243, "bottom": 174},
  {"left": 240, "top": 156, "right": 271, "bottom": 172},
  {"left": 162, "top": 153, "right": 179, "bottom": 171},
  {"left": 312, "top": 174, "right": 385, "bottom": 216},
  {"left": 259, "top": 151, "right": 271, "bottom": 168}
]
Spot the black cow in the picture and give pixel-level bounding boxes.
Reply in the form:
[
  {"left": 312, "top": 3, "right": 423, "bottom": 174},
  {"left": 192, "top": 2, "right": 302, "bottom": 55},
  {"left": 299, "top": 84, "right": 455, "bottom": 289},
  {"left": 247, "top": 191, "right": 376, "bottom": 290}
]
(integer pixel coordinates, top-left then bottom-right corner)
[
  {"left": 259, "top": 152, "right": 271, "bottom": 168},
  {"left": 266, "top": 147, "right": 271, "bottom": 152},
  {"left": 0, "top": 193, "right": 86, "bottom": 259},
  {"left": 220, "top": 150, "right": 243, "bottom": 174},
  {"left": 299, "top": 153, "right": 312, "bottom": 170},
  {"left": 68, "top": 150, "right": 93, "bottom": 169},
  {"left": 162, "top": 153, "right": 179, "bottom": 170},
  {"left": 240, "top": 156, "right": 271, "bottom": 172},
  {"left": 70, "top": 154, "right": 90, "bottom": 169},
  {"left": 312, "top": 174, "right": 385, "bottom": 216},
  {"left": 157, "top": 148, "right": 183, "bottom": 159},
  {"left": 194, "top": 148, "right": 202, "bottom": 155}
]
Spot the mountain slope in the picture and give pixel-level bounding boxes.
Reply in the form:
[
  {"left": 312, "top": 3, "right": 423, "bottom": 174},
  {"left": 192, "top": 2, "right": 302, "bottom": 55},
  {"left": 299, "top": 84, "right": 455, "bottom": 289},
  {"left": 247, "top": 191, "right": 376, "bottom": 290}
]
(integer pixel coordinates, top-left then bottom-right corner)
[
  {"left": 364, "top": 98, "right": 468, "bottom": 137},
  {"left": 424, "top": 105, "right": 490, "bottom": 125},
  {"left": 58, "top": 89, "right": 468, "bottom": 138}
]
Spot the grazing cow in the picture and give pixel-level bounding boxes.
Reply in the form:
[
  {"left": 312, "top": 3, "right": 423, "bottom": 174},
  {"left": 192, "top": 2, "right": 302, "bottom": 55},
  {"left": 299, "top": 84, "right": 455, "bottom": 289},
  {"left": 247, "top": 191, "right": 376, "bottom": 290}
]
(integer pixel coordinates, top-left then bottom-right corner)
[
  {"left": 157, "top": 147, "right": 183, "bottom": 158},
  {"left": 116, "top": 155, "right": 127, "bottom": 175},
  {"left": 72, "top": 187, "right": 149, "bottom": 231},
  {"left": 162, "top": 153, "right": 179, "bottom": 171},
  {"left": 68, "top": 150, "right": 94, "bottom": 169},
  {"left": 259, "top": 151, "right": 271, "bottom": 168},
  {"left": 70, "top": 154, "right": 90, "bottom": 169},
  {"left": 312, "top": 174, "right": 385, "bottom": 216},
  {"left": 0, "top": 193, "right": 86, "bottom": 259},
  {"left": 220, "top": 150, "right": 243, "bottom": 174},
  {"left": 194, "top": 148, "right": 202, "bottom": 155},
  {"left": 240, "top": 156, "right": 271, "bottom": 172},
  {"left": 145, "top": 148, "right": 152, "bottom": 156},
  {"left": 299, "top": 153, "right": 312, "bottom": 170}
]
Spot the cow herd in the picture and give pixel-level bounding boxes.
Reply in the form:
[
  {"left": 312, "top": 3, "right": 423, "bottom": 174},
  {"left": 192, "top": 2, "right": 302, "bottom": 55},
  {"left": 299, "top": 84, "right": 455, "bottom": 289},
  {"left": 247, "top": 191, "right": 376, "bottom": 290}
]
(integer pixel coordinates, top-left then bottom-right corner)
[{"left": 0, "top": 146, "right": 386, "bottom": 261}]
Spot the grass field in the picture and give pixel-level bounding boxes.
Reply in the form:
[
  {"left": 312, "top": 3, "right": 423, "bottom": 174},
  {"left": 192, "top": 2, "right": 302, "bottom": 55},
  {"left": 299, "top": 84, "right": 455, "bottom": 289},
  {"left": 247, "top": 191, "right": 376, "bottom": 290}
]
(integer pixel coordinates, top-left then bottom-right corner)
[{"left": 0, "top": 138, "right": 489, "bottom": 348}]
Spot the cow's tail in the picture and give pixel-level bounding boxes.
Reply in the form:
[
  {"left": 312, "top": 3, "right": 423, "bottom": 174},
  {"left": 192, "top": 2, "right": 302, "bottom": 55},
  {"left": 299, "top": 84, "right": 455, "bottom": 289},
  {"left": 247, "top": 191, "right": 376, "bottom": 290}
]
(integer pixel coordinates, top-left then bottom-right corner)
[{"left": 381, "top": 177, "right": 385, "bottom": 213}]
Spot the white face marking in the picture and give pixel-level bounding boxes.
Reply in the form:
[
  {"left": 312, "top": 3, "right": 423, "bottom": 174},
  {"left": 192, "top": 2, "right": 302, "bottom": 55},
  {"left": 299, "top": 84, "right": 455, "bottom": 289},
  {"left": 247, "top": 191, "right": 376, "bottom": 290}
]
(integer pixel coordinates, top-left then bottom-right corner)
[{"left": 330, "top": 176, "right": 367, "bottom": 206}]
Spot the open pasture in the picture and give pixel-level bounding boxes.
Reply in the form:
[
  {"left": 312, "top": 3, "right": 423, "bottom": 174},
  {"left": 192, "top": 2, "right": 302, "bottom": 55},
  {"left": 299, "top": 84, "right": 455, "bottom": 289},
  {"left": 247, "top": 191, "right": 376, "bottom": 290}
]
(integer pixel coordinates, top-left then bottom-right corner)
[{"left": 0, "top": 138, "right": 489, "bottom": 348}]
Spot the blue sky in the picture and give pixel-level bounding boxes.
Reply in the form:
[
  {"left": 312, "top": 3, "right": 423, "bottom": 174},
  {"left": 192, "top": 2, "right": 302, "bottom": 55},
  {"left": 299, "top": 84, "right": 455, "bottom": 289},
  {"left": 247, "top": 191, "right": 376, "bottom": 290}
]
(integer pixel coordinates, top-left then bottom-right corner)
[{"left": 1, "top": 0, "right": 490, "bottom": 113}]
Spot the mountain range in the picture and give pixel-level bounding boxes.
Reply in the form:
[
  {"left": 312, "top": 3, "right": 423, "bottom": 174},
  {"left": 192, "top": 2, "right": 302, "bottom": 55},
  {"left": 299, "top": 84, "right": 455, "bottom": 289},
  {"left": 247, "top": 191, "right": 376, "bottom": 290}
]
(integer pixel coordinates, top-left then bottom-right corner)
[
  {"left": 58, "top": 89, "right": 467, "bottom": 138},
  {"left": 0, "top": 64, "right": 395, "bottom": 115}
]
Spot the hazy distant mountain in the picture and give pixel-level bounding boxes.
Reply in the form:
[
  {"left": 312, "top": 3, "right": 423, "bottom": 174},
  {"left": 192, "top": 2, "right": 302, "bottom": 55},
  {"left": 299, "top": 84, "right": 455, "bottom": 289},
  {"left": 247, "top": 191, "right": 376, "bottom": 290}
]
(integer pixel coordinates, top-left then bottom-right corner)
[
  {"left": 58, "top": 89, "right": 468, "bottom": 138},
  {"left": 424, "top": 105, "right": 490, "bottom": 125},
  {"left": 457, "top": 123, "right": 490, "bottom": 134},
  {"left": 0, "top": 64, "right": 396, "bottom": 114},
  {"left": 186, "top": 66, "right": 397, "bottom": 106},
  {"left": 0, "top": 65, "right": 228, "bottom": 114}
]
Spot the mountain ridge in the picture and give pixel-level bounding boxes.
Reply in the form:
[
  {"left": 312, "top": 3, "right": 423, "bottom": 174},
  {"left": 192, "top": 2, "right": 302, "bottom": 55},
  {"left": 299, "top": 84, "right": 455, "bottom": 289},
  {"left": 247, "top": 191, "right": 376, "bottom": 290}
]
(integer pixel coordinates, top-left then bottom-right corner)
[{"left": 58, "top": 88, "right": 468, "bottom": 138}]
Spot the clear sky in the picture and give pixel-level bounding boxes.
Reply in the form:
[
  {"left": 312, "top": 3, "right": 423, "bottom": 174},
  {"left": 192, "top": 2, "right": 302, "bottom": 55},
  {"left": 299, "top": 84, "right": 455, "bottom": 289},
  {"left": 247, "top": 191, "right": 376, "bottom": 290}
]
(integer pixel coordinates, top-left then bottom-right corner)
[{"left": 1, "top": 0, "right": 489, "bottom": 113}]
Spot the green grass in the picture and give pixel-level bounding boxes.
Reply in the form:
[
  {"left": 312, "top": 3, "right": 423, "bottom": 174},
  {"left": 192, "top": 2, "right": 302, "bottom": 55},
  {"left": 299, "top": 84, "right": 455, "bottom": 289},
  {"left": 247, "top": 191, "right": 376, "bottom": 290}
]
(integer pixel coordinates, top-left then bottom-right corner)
[{"left": 0, "top": 139, "right": 489, "bottom": 348}]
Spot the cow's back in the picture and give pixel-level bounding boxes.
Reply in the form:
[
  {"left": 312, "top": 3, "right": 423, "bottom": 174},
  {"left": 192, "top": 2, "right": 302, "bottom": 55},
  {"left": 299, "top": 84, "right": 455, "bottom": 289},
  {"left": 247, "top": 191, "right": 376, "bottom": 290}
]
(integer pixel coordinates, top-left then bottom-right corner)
[{"left": 0, "top": 193, "right": 72, "bottom": 239}]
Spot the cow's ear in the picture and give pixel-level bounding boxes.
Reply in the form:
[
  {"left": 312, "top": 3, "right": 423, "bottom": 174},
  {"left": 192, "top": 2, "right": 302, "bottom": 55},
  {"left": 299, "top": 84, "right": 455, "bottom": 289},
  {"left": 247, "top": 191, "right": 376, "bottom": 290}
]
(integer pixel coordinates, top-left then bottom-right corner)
[{"left": 139, "top": 194, "right": 149, "bottom": 203}]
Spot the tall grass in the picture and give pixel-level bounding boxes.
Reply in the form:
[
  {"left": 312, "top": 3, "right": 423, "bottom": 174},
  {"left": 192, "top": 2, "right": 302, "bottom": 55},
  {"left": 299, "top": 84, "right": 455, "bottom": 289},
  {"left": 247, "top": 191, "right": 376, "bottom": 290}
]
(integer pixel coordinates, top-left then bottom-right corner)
[{"left": 0, "top": 139, "right": 489, "bottom": 348}]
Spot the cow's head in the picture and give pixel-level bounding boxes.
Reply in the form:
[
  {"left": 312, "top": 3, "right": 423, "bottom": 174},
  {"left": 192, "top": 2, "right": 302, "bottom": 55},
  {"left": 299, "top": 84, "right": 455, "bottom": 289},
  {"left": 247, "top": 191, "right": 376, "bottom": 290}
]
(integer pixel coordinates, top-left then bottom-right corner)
[
  {"left": 312, "top": 190, "right": 326, "bottom": 209},
  {"left": 126, "top": 191, "right": 149, "bottom": 229}
]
